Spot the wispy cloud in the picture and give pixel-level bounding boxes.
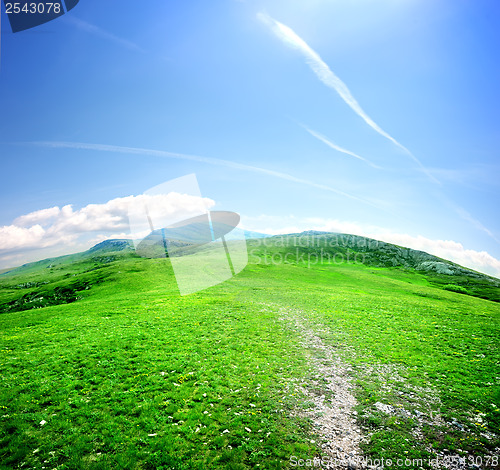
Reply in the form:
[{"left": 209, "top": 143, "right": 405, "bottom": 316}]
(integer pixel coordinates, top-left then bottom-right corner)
[
  {"left": 300, "top": 124, "right": 382, "bottom": 169},
  {"left": 427, "top": 164, "right": 500, "bottom": 190},
  {"left": 30, "top": 141, "right": 498, "bottom": 247},
  {"left": 451, "top": 205, "right": 500, "bottom": 244},
  {"left": 32, "top": 140, "right": 382, "bottom": 209},
  {"left": 258, "top": 12, "right": 437, "bottom": 182},
  {"left": 64, "top": 16, "right": 146, "bottom": 53}
]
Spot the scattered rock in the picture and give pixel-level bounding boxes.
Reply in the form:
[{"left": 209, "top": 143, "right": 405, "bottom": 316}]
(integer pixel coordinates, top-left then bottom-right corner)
[
  {"left": 373, "top": 402, "right": 394, "bottom": 414},
  {"left": 274, "top": 305, "right": 366, "bottom": 468}
]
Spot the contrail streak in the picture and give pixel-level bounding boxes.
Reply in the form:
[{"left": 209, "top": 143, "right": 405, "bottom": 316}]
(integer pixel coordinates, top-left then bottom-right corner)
[
  {"left": 301, "top": 125, "right": 382, "bottom": 169},
  {"left": 258, "top": 12, "right": 438, "bottom": 183},
  {"left": 449, "top": 204, "right": 500, "bottom": 245},
  {"left": 31, "top": 140, "right": 382, "bottom": 209},
  {"left": 64, "top": 16, "right": 146, "bottom": 53}
]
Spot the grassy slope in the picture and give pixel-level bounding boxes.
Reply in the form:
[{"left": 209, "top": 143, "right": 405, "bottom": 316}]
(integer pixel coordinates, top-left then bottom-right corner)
[{"left": 0, "top": 237, "right": 499, "bottom": 469}]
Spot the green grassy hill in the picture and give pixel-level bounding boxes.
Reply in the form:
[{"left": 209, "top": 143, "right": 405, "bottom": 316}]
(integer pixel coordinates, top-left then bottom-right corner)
[
  {"left": 250, "top": 232, "right": 500, "bottom": 302},
  {"left": 0, "top": 233, "right": 499, "bottom": 469}
]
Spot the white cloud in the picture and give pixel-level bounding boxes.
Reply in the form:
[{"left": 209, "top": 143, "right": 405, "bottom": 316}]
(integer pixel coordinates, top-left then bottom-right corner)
[
  {"left": 242, "top": 215, "right": 500, "bottom": 278},
  {"left": 0, "top": 193, "right": 215, "bottom": 268},
  {"left": 376, "top": 232, "right": 500, "bottom": 278},
  {"left": 0, "top": 224, "right": 47, "bottom": 251},
  {"left": 31, "top": 141, "right": 499, "bottom": 251},
  {"left": 14, "top": 206, "right": 60, "bottom": 227}
]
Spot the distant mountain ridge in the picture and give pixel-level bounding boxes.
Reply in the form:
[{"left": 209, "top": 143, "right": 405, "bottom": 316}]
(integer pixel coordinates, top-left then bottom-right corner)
[
  {"left": 88, "top": 228, "right": 267, "bottom": 253},
  {"left": 0, "top": 231, "right": 498, "bottom": 313},
  {"left": 242, "top": 231, "right": 499, "bottom": 302},
  {"left": 289, "top": 231, "right": 494, "bottom": 279},
  {"left": 3, "top": 230, "right": 499, "bottom": 285},
  {"left": 83, "top": 231, "right": 499, "bottom": 285},
  {"left": 87, "top": 239, "right": 134, "bottom": 254}
]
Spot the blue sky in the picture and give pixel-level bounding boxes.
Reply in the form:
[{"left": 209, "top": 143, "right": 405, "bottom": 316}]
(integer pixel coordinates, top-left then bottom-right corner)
[{"left": 0, "top": 0, "right": 499, "bottom": 276}]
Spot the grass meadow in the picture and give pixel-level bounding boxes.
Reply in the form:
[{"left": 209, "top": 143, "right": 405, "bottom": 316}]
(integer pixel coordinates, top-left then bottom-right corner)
[{"left": 0, "top": 236, "right": 499, "bottom": 469}]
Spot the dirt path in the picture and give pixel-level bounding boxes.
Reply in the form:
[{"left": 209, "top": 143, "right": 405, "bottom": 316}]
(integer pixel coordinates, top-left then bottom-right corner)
[
  {"left": 267, "top": 304, "right": 367, "bottom": 469},
  {"left": 265, "top": 303, "right": 497, "bottom": 470}
]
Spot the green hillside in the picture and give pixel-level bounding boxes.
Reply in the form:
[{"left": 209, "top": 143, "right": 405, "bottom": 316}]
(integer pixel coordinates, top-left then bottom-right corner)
[{"left": 0, "top": 234, "right": 499, "bottom": 469}]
